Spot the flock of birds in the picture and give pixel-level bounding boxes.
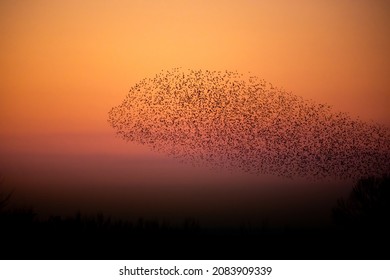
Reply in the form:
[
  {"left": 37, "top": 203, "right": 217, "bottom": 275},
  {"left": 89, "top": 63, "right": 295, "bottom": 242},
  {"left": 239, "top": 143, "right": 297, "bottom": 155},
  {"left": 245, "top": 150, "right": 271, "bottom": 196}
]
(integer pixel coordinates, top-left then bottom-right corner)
[{"left": 108, "top": 68, "right": 390, "bottom": 179}]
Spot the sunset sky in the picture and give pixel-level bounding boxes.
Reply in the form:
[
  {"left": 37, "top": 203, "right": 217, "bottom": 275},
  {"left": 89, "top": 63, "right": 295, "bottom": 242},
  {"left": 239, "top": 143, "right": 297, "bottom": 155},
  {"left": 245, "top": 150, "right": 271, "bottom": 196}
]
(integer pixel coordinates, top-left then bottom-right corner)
[{"left": 0, "top": 1, "right": 389, "bottom": 225}]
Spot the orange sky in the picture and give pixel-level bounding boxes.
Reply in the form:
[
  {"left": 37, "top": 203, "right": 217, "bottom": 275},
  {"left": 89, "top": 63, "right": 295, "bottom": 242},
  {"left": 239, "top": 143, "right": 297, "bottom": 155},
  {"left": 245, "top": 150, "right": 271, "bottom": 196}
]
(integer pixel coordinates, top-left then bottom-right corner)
[
  {"left": 1, "top": 0, "right": 388, "bottom": 224},
  {"left": 1, "top": 0, "right": 389, "bottom": 136}
]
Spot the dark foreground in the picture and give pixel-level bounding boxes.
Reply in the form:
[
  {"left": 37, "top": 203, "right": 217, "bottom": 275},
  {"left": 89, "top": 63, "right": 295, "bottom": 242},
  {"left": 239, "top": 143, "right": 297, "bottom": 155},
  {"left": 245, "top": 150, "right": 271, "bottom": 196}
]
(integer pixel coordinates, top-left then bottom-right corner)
[
  {"left": 0, "top": 214, "right": 389, "bottom": 260},
  {"left": 0, "top": 211, "right": 390, "bottom": 259},
  {"left": 1, "top": 174, "right": 389, "bottom": 260}
]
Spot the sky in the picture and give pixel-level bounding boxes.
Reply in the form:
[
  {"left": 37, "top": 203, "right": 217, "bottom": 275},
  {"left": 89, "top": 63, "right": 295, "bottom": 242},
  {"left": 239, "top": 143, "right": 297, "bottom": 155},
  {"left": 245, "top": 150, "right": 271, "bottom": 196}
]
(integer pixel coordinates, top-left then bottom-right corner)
[{"left": 0, "top": 0, "right": 389, "bottom": 225}]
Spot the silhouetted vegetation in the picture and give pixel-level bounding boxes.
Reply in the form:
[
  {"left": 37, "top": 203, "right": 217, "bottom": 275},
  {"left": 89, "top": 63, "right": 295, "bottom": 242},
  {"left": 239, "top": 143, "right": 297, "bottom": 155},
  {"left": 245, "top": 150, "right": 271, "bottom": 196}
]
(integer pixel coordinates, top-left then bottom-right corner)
[
  {"left": 332, "top": 174, "right": 390, "bottom": 230},
  {"left": 0, "top": 207, "right": 337, "bottom": 260},
  {"left": 328, "top": 174, "right": 390, "bottom": 260},
  {"left": 1, "top": 175, "right": 390, "bottom": 259}
]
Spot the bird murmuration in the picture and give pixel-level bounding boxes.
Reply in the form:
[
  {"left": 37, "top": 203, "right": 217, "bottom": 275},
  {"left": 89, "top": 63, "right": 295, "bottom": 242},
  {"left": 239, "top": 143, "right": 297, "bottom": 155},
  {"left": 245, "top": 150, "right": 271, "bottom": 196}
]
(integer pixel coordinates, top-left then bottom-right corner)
[{"left": 108, "top": 68, "right": 390, "bottom": 179}]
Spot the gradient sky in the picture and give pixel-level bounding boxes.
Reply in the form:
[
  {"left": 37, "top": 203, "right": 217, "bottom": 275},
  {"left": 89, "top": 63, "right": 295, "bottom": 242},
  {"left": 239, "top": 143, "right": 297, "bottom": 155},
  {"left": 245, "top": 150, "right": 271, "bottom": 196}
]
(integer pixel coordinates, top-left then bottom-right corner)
[
  {"left": 0, "top": 1, "right": 389, "bottom": 225},
  {"left": 1, "top": 0, "right": 389, "bottom": 137}
]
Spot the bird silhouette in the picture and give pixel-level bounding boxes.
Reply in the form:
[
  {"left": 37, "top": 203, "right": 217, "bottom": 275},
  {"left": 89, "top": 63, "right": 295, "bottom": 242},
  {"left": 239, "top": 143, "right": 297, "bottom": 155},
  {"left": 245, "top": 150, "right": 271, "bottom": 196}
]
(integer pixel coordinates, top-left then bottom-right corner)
[{"left": 108, "top": 68, "right": 390, "bottom": 180}]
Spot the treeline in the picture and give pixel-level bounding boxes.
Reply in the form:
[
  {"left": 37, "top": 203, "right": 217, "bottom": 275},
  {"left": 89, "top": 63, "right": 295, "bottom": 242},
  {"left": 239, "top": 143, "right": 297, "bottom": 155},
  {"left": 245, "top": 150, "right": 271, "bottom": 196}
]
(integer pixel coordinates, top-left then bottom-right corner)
[{"left": 0, "top": 174, "right": 389, "bottom": 259}]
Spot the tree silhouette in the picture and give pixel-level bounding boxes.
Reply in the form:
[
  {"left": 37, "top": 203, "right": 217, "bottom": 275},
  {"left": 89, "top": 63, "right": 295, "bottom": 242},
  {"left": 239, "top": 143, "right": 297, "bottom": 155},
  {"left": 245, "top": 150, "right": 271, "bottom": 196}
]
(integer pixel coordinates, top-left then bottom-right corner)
[{"left": 332, "top": 174, "right": 390, "bottom": 230}]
